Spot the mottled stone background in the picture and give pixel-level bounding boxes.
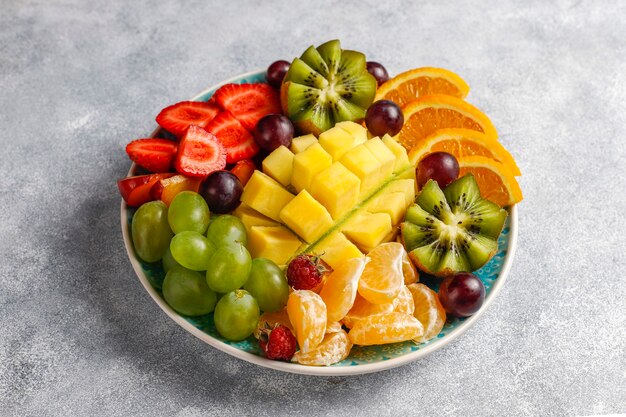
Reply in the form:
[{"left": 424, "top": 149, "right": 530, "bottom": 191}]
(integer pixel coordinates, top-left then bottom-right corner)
[{"left": 1, "top": 0, "right": 625, "bottom": 415}]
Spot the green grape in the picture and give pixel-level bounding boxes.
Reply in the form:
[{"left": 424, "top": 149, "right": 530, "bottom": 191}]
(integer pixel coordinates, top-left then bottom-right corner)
[
  {"left": 162, "top": 266, "right": 216, "bottom": 316},
  {"left": 214, "top": 289, "right": 259, "bottom": 341},
  {"left": 206, "top": 215, "right": 247, "bottom": 247},
  {"left": 168, "top": 191, "right": 210, "bottom": 234},
  {"left": 162, "top": 245, "right": 180, "bottom": 272},
  {"left": 205, "top": 243, "right": 251, "bottom": 293},
  {"left": 243, "top": 258, "right": 289, "bottom": 312},
  {"left": 132, "top": 201, "right": 173, "bottom": 263},
  {"left": 170, "top": 231, "right": 215, "bottom": 271}
]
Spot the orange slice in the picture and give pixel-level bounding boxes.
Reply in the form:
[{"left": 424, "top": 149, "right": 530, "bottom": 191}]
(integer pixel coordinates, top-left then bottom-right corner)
[
  {"left": 392, "top": 286, "right": 415, "bottom": 316},
  {"left": 458, "top": 156, "right": 523, "bottom": 207},
  {"left": 287, "top": 290, "right": 327, "bottom": 352},
  {"left": 341, "top": 294, "right": 395, "bottom": 329},
  {"left": 358, "top": 242, "right": 404, "bottom": 304},
  {"left": 407, "top": 283, "right": 446, "bottom": 343},
  {"left": 409, "top": 128, "right": 521, "bottom": 176},
  {"left": 319, "top": 257, "right": 369, "bottom": 323},
  {"left": 293, "top": 329, "right": 352, "bottom": 366},
  {"left": 348, "top": 312, "right": 424, "bottom": 346},
  {"left": 398, "top": 95, "right": 497, "bottom": 151},
  {"left": 375, "top": 67, "right": 470, "bottom": 106}
]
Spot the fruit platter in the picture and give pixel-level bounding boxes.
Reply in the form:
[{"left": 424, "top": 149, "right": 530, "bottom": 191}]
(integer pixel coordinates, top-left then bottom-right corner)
[{"left": 119, "top": 40, "right": 522, "bottom": 375}]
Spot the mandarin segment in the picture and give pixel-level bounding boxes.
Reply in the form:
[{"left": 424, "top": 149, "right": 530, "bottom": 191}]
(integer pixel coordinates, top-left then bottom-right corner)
[
  {"left": 357, "top": 242, "right": 405, "bottom": 304},
  {"left": 341, "top": 293, "right": 395, "bottom": 329},
  {"left": 408, "top": 283, "right": 446, "bottom": 343},
  {"left": 348, "top": 312, "right": 424, "bottom": 346},
  {"left": 255, "top": 308, "right": 294, "bottom": 339},
  {"left": 319, "top": 257, "right": 369, "bottom": 323},
  {"left": 287, "top": 290, "right": 327, "bottom": 352},
  {"left": 393, "top": 286, "right": 415, "bottom": 316},
  {"left": 293, "top": 329, "right": 352, "bottom": 366}
]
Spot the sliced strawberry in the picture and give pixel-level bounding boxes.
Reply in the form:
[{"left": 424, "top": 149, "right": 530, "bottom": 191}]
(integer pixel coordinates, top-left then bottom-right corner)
[
  {"left": 118, "top": 173, "right": 175, "bottom": 207},
  {"left": 212, "top": 83, "right": 281, "bottom": 131},
  {"left": 206, "top": 111, "right": 259, "bottom": 163},
  {"left": 175, "top": 126, "right": 227, "bottom": 177},
  {"left": 230, "top": 159, "right": 256, "bottom": 186},
  {"left": 125, "top": 138, "right": 178, "bottom": 173},
  {"left": 156, "top": 101, "right": 220, "bottom": 137}
]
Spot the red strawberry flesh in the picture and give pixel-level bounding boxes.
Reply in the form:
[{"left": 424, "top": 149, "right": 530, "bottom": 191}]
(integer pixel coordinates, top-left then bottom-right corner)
[
  {"left": 212, "top": 83, "right": 280, "bottom": 131},
  {"left": 125, "top": 138, "right": 178, "bottom": 173},
  {"left": 206, "top": 111, "right": 259, "bottom": 163},
  {"left": 156, "top": 101, "right": 220, "bottom": 137},
  {"left": 175, "top": 126, "right": 227, "bottom": 177}
]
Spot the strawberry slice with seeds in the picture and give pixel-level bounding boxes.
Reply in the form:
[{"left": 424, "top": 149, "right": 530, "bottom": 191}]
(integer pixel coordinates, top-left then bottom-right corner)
[
  {"left": 212, "top": 83, "right": 281, "bottom": 131},
  {"left": 156, "top": 101, "right": 220, "bottom": 137},
  {"left": 125, "top": 138, "right": 178, "bottom": 173},
  {"left": 175, "top": 126, "right": 227, "bottom": 177},
  {"left": 206, "top": 111, "right": 259, "bottom": 163}
]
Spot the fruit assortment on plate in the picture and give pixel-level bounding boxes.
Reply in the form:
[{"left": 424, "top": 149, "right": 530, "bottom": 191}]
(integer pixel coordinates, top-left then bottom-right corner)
[{"left": 119, "top": 40, "right": 522, "bottom": 366}]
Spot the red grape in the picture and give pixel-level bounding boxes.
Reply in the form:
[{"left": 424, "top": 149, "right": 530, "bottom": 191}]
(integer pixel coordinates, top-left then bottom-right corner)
[
  {"left": 365, "top": 100, "right": 404, "bottom": 137},
  {"left": 200, "top": 171, "right": 243, "bottom": 214},
  {"left": 266, "top": 60, "right": 290, "bottom": 89},
  {"left": 438, "top": 272, "right": 485, "bottom": 317},
  {"left": 366, "top": 62, "right": 390, "bottom": 86},
  {"left": 253, "top": 114, "right": 294, "bottom": 152},
  {"left": 416, "top": 152, "right": 459, "bottom": 190}
]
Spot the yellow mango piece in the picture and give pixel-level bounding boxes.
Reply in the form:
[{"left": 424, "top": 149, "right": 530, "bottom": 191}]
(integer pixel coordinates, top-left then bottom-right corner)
[
  {"left": 364, "top": 137, "right": 396, "bottom": 181},
  {"left": 290, "top": 134, "right": 318, "bottom": 153},
  {"left": 339, "top": 144, "right": 382, "bottom": 197},
  {"left": 382, "top": 134, "right": 411, "bottom": 173},
  {"left": 291, "top": 143, "right": 333, "bottom": 192},
  {"left": 309, "top": 162, "right": 360, "bottom": 220},
  {"left": 262, "top": 145, "right": 294, "bottom": 187},
  {"left": 240, "top": 171, "right": 295, "bottom": 222},
  {"left": 309, "top": 232, "right": 363, "bottom": 270},
  {"left": 366, "top": 192, "right": 406, "bottom": 225},
  {"left": 280, "top": 190, "right": 334, "bottom": 243},
  {"left": 233, "top": 204, "right": 278, "bottom": 233},
  {"left": 248, "top": 226, "right": 302, "bottom": 265},
  {"left": 335, "top": 121, "right": 368, "bottom": 144},
  {"left": 386, "top": 178, "right": 416, "bottom": 207},
  {"left": 343, "top": 212, "right": 392, "bottom": 250},
  {"left": 318, "top": 126, "right": 356, "bottom": 161}
]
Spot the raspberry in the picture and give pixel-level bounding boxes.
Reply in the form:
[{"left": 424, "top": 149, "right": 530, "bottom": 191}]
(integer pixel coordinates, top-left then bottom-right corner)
[
  {"left": 258, "top": 324, "right": 297, "bottom": 361},
  {"left": 286, "top": 255, "right": 327, "bottom": 290}
]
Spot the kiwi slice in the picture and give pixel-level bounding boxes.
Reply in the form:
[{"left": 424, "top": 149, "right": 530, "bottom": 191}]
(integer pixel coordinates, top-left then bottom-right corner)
[
  {"left": 401, "top": 174, "right": 508, "bottom": 276},
  {"left": 281, "top": 40, "right": 377, "bottom": 135}
]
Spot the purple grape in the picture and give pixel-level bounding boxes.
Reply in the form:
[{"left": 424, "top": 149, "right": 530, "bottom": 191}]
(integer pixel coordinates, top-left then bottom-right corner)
[
  {"left": 253, "top": 114, "right": 294, "bottom": 152},
  {"left": 200, "top": 171, "right": 243, "bottom": 214},
  {"left": 438, "top": 272, "right": 485, "bottom": 318},
  {"left": 416, "top": 152, "right": 460, "bottom": 190},
  {"left": 266, "top": 60, "right": 290, "bottom": 89},
  {"left": 366, "top": 61, "right": 390, "bottom": 86},
  {"left": 365, "top": 100, "right": 404, "bottom": 137}
]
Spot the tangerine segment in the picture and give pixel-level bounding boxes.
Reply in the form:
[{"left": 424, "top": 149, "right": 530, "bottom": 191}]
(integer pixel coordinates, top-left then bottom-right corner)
[
  {"left": 287, "top": 290, "right": 327, "bottom": 352},
  {"left": 375, "top": 67, "right": 470, "bottom": 106},
  {"left": 408, "top": 128, "right": 521, "bottom": 176},
  {"left": 399, "top": 95, "right": 498, "bottom": 151},
  {"left": 393, "top": 286, "right": 415, "bottom": 316},
  {"left": 358, "top": 242, "right": 405, "bottom": 304},
  {"left": 341, "top": 294, "right": 395, "bottom": 329},
  {"left": 408, "top": 283, "right": 446, "bottom": 343},
  {"left": 348, "top": 312, "right": 424, "bottom": 346},
  {"left": 458, "top": 155, "right": 523, "bottom": 207},
  {"left": 319, "top": 257, "right": 370, "bottom": 322},
  {"left": 326, "top": 321, "right": 343, "bottom": 334},
  {"left": 254, "top": 308, "right": 293, "bottom": 339},
  {"left": 293, "top": 329, "right": 352, "bottom": 366},
  {"left": 402, "top": 250, "right": 419, "bottom": 285}
]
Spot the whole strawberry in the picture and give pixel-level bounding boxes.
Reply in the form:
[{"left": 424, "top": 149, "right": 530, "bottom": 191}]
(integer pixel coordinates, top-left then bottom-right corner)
[
  {"left": 258, "top": 324, "right": 296, "bottom": 361},
  {"left": 286, "top": 254, "right": 327, "bottom": 290}
]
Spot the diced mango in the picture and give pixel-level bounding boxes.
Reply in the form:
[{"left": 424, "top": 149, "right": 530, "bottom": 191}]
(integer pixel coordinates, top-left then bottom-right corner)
[
  {"left": 248, "top": 225, "right": 302, "bottom": 265},
  {"left": 339, "top": 143, "right": 382, "bottom": 197},
  {"left": 318, "top": 126, "right": 356, "bottom": 161},
  {"left": 386, "top": 178, "right": 416, "bottom": 207},
  {"left": 290, "top": 134, "right": 318, "bottom": 153},
  {"left": 262, "top": 145, "right": 294, "bottom": 187},
  {"left": 241, "top": 171, "right": 295, "bottom": 222},
  {"left": 335, "top": 121, "right": 368, "bottom": 144},
  {"left": 366, "top": 192, "right": 407, "bottom": 225},
  {"left": 233, "top": 204, "right": 279, "bottom": 233},
  {"left": 364, "top": 137, "right": 395, "bottom": 182},
  {"left": 342, "top": 212, "right": 393, "bottom": 250},
  {"left": 309, "top": 162, "right": 360, "bottom": 220},
  {"left": 382, "top": 134, "right": 411, "bottom": 173},
  {"left": 280, "top": 190, "right": 334, "bottom": 243},
  {"left": 310, "top": 232, "right": 363, "bottom": 270},
  {"left": 291, "top": 143, "right": 333, "bottom": 192}
]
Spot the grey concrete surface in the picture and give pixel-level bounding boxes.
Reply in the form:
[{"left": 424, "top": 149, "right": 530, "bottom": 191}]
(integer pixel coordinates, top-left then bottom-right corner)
[{"left": 1, "top": 0, "right": 625, "bottom": 415}]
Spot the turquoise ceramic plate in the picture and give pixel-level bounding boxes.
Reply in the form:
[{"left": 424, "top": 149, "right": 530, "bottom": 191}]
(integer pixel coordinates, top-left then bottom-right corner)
[{"left": 121, "top": 70, "right": 518, "bottom": 376}]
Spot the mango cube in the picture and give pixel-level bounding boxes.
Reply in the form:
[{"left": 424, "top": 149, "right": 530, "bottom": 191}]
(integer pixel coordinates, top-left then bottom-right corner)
[
  {"left": 262, "top": 145, "right": 294, "bottom": 187},
  {"left": 308, "top": 162, "right": 360, "bottom": 220},
  {"left": 290, "top": 134, "right": 318, "bottom": 153},
  {"left": 248, "top": 225, "right": 302, "bottom": 265},
  {"left": 312, "top": 232, "right": 363, "bottom": 270},
  {"left": 240, "top": 171, "right": 295, "bottom": 222},
  {"left": 386, "top": 178, "right": 416, "bottom": 207},
  {"left": 382, "top": 134, "right": 411, "bottom": 173},
  {"left": 339, "top": 143, "right": 382, "bottom": 197},
  {"left": 342, "top": 212, "right": 392, "bottom": 250},
  {"left": 335, "top": 121, "right": 368, "bottom": 144},
  {"left": 233, "top": 204, "right": 278, "bottom": 233},
  {"left": 366, "top": 192, "right": 406, "bottom": 225},
  {"left": 364, "top": 137, "right": 396, "bottom": 181},
  {"left": 280, "top": 190, "right": 334, "bottom": 243},
  {"left": 291, "top": 143, "right": 332, "bottom": 192},
  {"left": 318, "top": 126, "right": 356, "bottom": 161}
]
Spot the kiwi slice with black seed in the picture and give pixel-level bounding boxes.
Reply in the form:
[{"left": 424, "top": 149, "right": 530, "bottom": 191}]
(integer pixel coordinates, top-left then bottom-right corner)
[
  {"left": 281, "top": 40, "right": 377, "bottom": 135},
  {"left": 401, "top": 174, "right": 508, "bottom": 276}
]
